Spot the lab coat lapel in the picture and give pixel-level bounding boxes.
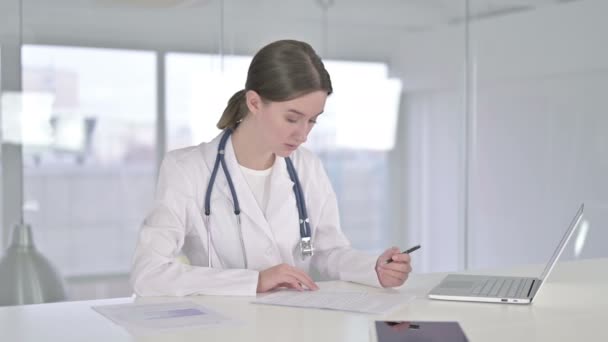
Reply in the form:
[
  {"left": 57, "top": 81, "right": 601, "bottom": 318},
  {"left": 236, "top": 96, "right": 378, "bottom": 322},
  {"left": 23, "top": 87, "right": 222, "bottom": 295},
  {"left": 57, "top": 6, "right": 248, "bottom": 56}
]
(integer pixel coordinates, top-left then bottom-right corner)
[
  {"left": 201, "top": 133, "right": 233, "bottom": 202},
  {"left": 213, "top": 133, "right": 278, "bottom": 245},
  {"left": 265, "top": 156, "right": 299, "bottom": 265},
  {"left": 201, "top": 133, "right": 253, "bottom": 219}
]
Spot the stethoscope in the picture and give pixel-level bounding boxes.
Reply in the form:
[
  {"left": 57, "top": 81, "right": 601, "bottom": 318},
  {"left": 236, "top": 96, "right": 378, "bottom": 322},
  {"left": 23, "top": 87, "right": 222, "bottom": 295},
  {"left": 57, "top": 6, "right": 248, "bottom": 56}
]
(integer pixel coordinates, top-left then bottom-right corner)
[{"left": 203, "top": 128, "right": 314, "bottom": 268}]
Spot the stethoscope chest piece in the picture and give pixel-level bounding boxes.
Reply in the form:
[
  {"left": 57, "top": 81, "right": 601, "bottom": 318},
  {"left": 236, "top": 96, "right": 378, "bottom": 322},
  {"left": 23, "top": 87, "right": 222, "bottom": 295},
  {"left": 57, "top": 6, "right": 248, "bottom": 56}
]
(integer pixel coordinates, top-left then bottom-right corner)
[{"left": 300, "top": 236, "right": 314, "bottom": 259}]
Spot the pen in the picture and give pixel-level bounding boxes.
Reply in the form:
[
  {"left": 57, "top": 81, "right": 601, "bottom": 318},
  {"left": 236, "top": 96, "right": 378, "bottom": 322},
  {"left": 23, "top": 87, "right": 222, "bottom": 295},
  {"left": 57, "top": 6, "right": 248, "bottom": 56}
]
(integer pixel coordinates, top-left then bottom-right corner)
[{"left": 386, "top": 244, "right": 421, "bottom": 264}]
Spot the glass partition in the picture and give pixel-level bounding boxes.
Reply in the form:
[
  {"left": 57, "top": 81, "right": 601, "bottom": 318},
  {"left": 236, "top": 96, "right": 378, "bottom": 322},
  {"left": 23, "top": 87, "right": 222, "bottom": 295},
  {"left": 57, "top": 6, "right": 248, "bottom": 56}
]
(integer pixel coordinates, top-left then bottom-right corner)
[
  {"left": 2, "top": 0, "right": 466, "bottom": 299},
  {"left": 2, "top": 0, "right": 605, "bottom": 303},
  {"left": 466, "top": 0, "right": 608, "bottom": 270},
  {"left": 14, "top": 0, "right": 223, "bottom": 299},
  {"left": 21, "top": 45, "right": 156, "bottom": 276}
]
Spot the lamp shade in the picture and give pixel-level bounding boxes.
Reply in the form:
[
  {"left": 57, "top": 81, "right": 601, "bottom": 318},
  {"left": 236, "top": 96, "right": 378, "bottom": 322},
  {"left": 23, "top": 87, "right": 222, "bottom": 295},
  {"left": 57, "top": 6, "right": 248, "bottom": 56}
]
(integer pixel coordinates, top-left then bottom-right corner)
[{"left": 0, "top": 223, "right": 67, "bottom": 306}]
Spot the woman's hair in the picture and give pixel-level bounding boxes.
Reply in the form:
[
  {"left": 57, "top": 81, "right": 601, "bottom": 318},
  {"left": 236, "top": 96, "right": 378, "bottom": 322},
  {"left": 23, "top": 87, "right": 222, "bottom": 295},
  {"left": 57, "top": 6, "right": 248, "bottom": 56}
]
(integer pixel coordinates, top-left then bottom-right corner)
[{"left": 217, "top": 40, "right": 333, "bottom": 130}]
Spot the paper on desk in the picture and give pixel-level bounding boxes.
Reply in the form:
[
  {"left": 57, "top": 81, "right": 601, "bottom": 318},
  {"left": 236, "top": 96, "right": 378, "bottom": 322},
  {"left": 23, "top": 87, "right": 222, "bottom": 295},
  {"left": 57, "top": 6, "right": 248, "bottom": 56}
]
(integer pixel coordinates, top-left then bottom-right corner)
[
  {"left": 92, "top": 301, "right": 235, "bottom": 335},
  {"left": 252, "top": 290, "right": 414, "bottom": 314}
]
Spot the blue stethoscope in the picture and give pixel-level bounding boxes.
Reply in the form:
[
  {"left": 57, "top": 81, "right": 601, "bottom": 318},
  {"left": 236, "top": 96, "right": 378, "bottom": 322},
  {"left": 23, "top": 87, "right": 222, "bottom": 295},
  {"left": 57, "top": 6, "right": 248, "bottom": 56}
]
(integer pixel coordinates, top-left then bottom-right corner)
[{"left": 204, "top": 128, "right": 314, "bottom": 268}]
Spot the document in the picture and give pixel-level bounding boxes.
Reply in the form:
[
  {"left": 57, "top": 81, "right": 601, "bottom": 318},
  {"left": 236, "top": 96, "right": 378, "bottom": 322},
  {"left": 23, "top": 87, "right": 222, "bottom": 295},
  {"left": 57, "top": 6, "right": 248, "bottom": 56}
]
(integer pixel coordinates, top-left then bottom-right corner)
[
  {"left": 92, "top": 301, "right": 236, "bottom": 335},
  {"left": 252, "top": 290, "right": 414, "bottom": 314}
]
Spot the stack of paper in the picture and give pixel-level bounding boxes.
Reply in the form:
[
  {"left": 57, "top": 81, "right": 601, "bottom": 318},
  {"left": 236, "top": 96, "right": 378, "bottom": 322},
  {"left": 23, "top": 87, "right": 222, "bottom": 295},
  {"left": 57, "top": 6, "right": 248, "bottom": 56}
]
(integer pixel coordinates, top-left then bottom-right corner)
[
  {"left": 253, "top": 290, "right": 414, "bottom": 314},
  {"left": 93, "top": 301, "right": 235, "bottom": 335}
]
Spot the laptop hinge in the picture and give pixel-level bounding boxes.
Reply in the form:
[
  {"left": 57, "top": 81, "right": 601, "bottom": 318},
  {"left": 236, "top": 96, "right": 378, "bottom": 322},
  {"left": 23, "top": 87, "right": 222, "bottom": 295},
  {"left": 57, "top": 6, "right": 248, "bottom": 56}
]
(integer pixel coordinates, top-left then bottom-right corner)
[{"left": 527, "top": 279, "right": 536, "bottom": 297}]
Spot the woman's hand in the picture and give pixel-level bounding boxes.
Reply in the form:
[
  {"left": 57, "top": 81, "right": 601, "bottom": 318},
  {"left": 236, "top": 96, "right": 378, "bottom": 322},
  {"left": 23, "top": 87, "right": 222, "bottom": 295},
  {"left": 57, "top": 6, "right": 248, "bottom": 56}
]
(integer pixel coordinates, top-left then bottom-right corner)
[
  {"left": 375, "top": 247, "right": 413, "bottom": 288},
  {"left": 256, "top": 263, "right": 319, "bottom": 293}
]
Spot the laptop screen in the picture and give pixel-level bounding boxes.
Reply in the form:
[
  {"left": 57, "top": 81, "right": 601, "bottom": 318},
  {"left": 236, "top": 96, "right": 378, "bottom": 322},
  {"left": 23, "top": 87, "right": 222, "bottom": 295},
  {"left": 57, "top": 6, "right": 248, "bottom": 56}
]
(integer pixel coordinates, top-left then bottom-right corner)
[{"left": 539, "top": 204, "right": 584, "bottom": 281}]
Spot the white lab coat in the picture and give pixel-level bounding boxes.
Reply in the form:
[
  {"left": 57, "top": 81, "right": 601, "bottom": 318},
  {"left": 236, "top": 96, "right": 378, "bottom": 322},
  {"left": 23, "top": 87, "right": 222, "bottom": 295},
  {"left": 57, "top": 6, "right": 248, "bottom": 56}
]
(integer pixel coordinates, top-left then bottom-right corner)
[{"left": 131, "top": 132, "right": 382, "bottom": 296}]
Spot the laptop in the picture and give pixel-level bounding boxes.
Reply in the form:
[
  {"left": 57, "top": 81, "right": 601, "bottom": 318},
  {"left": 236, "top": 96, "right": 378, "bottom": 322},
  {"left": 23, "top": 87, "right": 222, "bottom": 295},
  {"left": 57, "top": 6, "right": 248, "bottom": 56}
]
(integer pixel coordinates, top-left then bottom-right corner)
[{"left": 428, "top": 204, "right": 584, "bottom": 304}]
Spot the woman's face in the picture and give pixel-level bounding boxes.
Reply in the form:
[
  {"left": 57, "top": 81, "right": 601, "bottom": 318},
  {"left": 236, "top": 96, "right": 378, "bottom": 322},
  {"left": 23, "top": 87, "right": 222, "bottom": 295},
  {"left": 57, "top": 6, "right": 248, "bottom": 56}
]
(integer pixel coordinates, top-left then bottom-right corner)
[{"left": 247, "top": 90, "right": 327, "bottom": 157}]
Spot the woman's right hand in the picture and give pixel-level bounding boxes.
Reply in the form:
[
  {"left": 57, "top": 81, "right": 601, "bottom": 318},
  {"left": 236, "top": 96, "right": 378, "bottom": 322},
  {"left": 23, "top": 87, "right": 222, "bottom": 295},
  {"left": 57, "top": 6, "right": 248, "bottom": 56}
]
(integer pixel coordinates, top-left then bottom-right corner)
[{"left": 256, "top": 263, "right": 319, "bottom": 293}]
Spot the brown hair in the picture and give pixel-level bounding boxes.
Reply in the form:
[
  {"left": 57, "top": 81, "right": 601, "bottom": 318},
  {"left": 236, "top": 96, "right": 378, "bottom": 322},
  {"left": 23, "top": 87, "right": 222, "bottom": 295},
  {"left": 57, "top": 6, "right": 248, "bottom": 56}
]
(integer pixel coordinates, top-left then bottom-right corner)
[{"left": 217, "top": 40, "right": 333, "bottom": 130}]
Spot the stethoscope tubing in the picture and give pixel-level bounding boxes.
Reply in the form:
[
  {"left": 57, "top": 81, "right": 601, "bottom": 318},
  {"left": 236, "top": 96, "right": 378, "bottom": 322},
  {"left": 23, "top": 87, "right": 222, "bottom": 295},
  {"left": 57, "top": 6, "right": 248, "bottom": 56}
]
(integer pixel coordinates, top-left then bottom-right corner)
[
  {"left": 285, "top": 157, "right": 311, "bottom": 238},
  {"left": 203, "top": 129, "right": 311, "bottom": 268}
]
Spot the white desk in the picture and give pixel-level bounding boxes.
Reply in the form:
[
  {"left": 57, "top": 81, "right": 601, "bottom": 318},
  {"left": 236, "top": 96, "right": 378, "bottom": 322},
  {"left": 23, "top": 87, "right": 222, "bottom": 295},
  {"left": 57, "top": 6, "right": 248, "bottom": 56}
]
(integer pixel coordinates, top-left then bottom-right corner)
[{"left": 1, "top": 258, "right": 607, "bottom": 341}]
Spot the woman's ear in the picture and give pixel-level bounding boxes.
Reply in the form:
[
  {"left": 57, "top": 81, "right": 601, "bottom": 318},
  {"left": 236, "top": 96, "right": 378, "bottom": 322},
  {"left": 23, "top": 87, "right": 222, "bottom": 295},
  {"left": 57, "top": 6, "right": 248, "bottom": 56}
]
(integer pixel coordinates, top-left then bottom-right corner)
[{"left": 245, "top": 90, "right": 263, "bottom": 115}]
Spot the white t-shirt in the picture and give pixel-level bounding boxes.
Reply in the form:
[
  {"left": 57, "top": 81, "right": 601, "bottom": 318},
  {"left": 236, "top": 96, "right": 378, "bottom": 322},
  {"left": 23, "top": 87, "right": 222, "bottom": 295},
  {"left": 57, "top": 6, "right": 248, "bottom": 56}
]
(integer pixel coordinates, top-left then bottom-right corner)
[{"left": 239, "top": 164, "right": 272, "bottom": 215}]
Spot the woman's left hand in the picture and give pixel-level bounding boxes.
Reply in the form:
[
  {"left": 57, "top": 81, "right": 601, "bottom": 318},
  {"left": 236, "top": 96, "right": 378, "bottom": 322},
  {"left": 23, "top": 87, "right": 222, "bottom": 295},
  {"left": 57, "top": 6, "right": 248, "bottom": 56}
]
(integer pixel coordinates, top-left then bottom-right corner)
[{"left": 375, "top": 247, "right": 412, "bottom": 288}]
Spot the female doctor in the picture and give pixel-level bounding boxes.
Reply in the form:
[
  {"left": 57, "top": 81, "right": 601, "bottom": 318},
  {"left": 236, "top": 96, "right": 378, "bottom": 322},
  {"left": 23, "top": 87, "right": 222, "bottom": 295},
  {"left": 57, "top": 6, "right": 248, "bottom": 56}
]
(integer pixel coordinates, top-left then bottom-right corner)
[{"left": 130, "top": 39, "right": 412, "bottom": 296}]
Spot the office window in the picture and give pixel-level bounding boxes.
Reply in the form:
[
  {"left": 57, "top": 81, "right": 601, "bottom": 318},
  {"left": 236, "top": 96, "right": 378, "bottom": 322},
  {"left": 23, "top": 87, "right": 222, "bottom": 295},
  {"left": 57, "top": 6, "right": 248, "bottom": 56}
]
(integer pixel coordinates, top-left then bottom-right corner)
[
  {"left": 166, "top": 53, "right": 401, "bottom": 253},
  {"left": 20, "top": 45, "right": 156, "bottom": 276},
  {"left": 166, "top": 53, "right": 250, "bottom": 150}
]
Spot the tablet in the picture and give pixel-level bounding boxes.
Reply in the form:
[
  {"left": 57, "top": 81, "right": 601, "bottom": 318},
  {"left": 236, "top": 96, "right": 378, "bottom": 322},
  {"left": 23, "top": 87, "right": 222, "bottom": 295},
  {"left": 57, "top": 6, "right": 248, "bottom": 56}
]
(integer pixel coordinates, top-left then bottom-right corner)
[{"left": 372, "top": 321, "right": 468, "bottom": 342}]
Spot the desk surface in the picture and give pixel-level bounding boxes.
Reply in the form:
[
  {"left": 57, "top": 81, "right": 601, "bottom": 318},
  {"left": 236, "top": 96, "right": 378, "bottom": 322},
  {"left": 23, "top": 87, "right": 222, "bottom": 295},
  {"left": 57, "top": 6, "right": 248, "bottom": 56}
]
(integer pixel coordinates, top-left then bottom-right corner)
[{"left": 1, "top": 258, "right": 607, "bottom": 342}]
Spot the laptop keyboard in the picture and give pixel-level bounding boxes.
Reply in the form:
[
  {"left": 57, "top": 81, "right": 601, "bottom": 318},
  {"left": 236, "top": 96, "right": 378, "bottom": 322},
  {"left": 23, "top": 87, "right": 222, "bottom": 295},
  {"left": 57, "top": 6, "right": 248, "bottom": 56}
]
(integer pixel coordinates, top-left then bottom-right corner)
[{"left": 471, "top": 277, "right": 533, "bottom": 298}]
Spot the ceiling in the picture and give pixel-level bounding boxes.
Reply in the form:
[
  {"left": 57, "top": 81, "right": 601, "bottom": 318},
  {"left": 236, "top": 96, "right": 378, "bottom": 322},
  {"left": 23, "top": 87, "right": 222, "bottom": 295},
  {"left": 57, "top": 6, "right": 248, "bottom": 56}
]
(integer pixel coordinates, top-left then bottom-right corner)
[{"left": 24, "top": 0, "right": 576, "bottom": 32}]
